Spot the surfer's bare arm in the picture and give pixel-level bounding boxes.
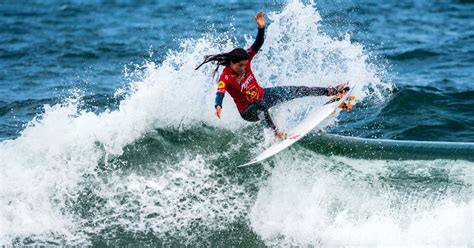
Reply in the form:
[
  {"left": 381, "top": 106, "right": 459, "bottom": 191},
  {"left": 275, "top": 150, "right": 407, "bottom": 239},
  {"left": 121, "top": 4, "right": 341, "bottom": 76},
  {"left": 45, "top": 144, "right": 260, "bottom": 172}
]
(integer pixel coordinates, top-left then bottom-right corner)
[{"left": 250, "top": 11, "right": 265, "bottom": 53}]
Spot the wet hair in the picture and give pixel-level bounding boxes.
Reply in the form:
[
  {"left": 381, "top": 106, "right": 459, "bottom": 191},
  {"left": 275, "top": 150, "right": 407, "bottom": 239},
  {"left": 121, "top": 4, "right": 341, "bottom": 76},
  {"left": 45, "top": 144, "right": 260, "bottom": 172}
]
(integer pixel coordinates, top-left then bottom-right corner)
[{"left": 195, "top": 48, "right": 249, "bottom": 70}]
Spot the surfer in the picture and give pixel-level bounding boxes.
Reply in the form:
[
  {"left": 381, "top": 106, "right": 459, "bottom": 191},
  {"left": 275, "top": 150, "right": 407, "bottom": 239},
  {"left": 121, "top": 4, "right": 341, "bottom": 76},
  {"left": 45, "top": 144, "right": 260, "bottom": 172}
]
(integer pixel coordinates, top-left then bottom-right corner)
[{"left": 195, "top": 11, "right": 348, "bottom": 139}]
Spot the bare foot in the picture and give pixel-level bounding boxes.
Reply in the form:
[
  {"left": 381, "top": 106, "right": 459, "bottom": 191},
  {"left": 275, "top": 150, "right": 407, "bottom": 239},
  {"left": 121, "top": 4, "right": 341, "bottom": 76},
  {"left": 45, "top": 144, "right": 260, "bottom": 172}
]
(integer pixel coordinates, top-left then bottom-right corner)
[
  {"left": 336, "top": 82, "right": 350, "bottom": 93},
  {"left": 275, "top": 130, "right": 287, "bottom": 140}
]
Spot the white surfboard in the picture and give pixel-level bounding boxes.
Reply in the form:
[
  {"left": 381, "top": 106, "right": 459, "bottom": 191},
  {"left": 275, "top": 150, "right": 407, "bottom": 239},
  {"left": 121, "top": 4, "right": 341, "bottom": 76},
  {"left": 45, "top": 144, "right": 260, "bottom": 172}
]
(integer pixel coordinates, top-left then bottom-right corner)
[{"left": 239, "top": 84, "right": 355, "bottom": 167}]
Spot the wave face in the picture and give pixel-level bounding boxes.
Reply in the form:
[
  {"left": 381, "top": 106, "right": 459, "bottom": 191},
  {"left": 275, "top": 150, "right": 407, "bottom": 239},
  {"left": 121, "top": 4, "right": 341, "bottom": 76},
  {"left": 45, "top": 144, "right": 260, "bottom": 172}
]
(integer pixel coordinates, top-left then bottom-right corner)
[{"left": 0, "top": 0, "right": 472, "bottom": 246}]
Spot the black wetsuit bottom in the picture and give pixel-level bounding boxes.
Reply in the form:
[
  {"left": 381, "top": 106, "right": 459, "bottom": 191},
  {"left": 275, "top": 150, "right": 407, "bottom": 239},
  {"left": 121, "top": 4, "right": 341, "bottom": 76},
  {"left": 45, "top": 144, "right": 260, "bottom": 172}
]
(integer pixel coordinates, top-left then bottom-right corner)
[{"left": 240, "top": 86, "right": 328, "bottom": 130}]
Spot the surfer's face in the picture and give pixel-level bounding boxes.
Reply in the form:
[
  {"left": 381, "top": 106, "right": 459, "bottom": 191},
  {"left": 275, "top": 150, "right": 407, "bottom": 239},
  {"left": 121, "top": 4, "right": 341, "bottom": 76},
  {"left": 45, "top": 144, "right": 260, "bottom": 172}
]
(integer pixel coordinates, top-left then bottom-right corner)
[{"left": 230, "top": 60, "right": 248, "bottom": 75}]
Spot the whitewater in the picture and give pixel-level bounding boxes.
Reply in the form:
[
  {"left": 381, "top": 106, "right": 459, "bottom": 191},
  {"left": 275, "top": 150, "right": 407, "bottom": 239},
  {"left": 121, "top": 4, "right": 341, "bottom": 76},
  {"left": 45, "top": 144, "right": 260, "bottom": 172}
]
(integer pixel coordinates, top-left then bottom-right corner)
[{"left": 0, "top": 1, "right": 472, "bottom": 246}]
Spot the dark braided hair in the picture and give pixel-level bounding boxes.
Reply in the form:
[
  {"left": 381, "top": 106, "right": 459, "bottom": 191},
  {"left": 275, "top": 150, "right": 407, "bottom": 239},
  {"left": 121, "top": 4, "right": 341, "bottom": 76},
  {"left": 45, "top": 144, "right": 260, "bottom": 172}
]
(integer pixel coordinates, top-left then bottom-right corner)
[{"left": 195, "top": 48, "right": 249, "bottom": 70}]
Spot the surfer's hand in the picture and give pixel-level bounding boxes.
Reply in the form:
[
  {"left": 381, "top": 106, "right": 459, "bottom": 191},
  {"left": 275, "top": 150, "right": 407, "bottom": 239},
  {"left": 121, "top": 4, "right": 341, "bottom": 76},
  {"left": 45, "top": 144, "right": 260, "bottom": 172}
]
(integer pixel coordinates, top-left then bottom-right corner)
[
  {"left": 256, "top": 11, "right": 265, "bottom": 28},
  {"left": 275, "top": 130, "right": 287, "bottom": 140},
  {"left": 215, "top": 106, "right": 222, "bottom": 119}
]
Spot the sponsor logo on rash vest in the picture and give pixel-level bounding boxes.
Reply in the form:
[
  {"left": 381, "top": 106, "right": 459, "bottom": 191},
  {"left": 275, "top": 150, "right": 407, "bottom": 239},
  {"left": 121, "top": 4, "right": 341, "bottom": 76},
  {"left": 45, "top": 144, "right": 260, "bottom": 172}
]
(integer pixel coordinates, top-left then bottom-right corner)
[
  {"left": 240, "top": 74, "right": 254, "bottom": 92},
  {"left": 244, "top": 85, "right": 260, "bottom": 102},
  {"left": 217, "top": 81, "right": 226, "bottom": 93}
]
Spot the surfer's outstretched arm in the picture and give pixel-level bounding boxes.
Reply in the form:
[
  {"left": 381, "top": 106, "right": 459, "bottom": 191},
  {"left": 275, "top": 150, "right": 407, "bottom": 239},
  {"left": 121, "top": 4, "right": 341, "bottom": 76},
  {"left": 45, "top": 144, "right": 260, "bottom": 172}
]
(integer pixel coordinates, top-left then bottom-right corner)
[
  {"left": 250, "top": 27, "right": 265, "bottom": 53},
  {"left": 250, "top": 11, "right": 265, "bottom": 53}
]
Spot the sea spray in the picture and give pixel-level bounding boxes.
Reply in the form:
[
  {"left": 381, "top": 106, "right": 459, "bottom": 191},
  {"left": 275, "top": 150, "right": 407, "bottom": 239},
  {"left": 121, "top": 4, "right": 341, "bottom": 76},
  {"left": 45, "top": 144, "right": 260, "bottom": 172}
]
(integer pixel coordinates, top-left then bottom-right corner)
[
  {"left": 247, "top": 1, "right": 388, "bottom": 131},
  {"left": 250, "top": 150, "right": 472, "bottom": 246},
  {"left": 0, "top": 1, "right": 424, "bottom": 246}
]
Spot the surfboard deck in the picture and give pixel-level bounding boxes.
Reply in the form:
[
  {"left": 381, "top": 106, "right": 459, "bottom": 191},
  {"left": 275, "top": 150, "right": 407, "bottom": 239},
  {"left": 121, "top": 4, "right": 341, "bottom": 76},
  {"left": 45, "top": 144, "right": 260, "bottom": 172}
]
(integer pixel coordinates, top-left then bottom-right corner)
[{"left": 239, "top": 84, "right": 355, "bottom": 167}]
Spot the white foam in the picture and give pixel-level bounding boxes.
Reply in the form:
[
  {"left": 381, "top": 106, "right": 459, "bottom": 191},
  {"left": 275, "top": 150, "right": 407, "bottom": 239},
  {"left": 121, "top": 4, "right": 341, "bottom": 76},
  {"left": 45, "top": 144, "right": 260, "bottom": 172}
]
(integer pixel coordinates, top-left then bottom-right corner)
[
  {"left": 248, "top": 0, "right": 389, "bottom": 131},
  {"left": 0, "top": 34, "right": 243, "bottom": 245},
  {"left": 250, "top": 150, "right": 473, "bottom": 246},
  {"left": 0, "top": 0, "right": 397, "bottom": 245},
  {"left": 79, "top": 156, "right": 252, "bottom": 243}
]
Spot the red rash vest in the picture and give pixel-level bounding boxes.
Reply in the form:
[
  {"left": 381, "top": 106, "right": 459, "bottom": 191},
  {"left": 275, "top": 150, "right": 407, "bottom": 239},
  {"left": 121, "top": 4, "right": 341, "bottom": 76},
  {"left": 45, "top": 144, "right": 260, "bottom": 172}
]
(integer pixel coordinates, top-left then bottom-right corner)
[{"left": 215, "top": 47, "right": 265, "bottom": 113}]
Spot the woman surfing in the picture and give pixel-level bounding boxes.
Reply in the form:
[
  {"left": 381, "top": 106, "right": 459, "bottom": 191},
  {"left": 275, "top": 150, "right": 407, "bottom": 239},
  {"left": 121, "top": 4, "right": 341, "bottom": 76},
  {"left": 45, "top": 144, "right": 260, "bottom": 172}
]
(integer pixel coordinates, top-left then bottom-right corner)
[{"left": 195, "top": 11, "right": 348, "bottom": 139}]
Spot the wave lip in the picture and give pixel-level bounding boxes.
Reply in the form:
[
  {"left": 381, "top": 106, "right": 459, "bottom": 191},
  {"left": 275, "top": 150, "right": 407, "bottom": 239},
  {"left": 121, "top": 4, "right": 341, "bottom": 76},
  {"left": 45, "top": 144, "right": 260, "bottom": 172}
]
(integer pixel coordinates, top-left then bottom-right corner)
[{"left": 305, "top": 133, "right": 474, "bottom": 161}]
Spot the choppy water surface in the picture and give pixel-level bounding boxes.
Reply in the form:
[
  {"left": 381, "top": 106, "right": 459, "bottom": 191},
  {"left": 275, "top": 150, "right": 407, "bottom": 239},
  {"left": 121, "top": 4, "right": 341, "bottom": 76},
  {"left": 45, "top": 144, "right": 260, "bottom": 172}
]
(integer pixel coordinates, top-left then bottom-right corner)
[{"left": 0, "top": 1, "right": 472, "bottom": 246}]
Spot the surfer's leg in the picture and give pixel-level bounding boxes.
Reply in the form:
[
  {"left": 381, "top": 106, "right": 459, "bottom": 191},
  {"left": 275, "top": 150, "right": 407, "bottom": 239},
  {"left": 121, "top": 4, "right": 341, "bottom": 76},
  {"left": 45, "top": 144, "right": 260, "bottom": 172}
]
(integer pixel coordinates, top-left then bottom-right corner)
[
  {"left": 240, "top": 104, "right": 260, "bottom": 122},
  {"left": 240, "top": 101, "right": 277, "bottom": 131},
  {"left": 263, "top": 86, "right": 327, "bottom": 108}
]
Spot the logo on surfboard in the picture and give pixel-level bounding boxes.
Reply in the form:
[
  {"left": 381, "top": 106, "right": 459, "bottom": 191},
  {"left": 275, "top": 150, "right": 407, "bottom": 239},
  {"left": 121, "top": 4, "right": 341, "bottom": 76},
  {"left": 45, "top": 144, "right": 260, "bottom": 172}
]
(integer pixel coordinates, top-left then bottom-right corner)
[{"left": 289, "top": 134, "right": 300, "bottom": 140}]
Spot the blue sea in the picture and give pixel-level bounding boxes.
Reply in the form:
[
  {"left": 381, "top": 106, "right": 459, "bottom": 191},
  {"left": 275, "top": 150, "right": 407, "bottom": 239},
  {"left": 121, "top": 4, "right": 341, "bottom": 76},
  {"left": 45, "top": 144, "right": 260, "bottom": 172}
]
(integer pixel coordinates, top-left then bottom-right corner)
[{"left": 0, "top": 0, "right": 473, "bottom": 246}]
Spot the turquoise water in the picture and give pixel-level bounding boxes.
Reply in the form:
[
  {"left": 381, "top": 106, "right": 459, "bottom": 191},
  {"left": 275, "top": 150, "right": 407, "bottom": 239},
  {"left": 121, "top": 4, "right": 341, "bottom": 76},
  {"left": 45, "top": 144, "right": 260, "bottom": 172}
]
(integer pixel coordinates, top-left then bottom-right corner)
[{"left": 1, "top": 1, "right": 472, "bottom": 246}]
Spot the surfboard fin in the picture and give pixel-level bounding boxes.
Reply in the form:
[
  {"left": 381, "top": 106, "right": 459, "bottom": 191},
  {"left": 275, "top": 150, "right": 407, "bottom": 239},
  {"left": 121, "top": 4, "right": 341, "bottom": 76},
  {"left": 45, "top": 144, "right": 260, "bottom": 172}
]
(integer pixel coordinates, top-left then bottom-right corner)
[{"left": 338, "top": 102, "right": 353, "bottom": 110}]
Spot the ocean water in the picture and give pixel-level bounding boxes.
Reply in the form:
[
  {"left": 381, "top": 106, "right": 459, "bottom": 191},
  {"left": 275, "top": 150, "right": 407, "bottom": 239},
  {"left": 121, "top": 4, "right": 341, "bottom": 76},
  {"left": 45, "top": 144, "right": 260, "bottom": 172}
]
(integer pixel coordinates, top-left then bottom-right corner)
[{"left": 0, "top": 0, "right": 473, "bottom": 246}]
